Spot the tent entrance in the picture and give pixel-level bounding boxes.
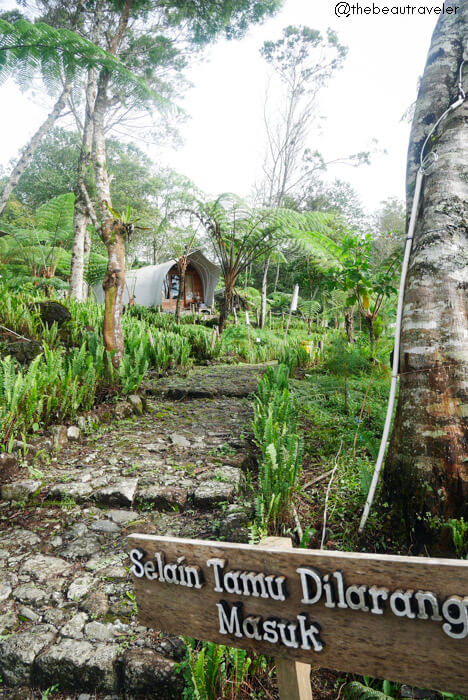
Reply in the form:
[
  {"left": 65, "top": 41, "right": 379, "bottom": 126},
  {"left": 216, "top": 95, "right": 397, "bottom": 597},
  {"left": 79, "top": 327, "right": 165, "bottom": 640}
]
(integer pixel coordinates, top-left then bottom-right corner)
[{"left": 162, "top": 263, "right": 204, "bottom": 311}]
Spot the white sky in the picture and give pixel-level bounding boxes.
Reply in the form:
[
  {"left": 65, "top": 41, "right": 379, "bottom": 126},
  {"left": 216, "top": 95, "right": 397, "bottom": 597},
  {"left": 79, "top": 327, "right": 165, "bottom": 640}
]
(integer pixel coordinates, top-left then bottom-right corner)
[{"left": 0, "top": 0, "right": 439, "bottom": 213}]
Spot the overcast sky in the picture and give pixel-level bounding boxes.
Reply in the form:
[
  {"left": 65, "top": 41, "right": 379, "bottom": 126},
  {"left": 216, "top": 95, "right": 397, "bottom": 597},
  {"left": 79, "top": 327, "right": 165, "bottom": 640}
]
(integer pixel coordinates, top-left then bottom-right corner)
[{"left": 0, "top": 0, "right": 439, "bottom": 214}]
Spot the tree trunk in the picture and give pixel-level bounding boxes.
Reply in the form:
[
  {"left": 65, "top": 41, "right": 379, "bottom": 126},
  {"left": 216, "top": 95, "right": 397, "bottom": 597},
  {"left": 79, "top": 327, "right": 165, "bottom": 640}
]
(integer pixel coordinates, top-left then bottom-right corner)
[
  {"left": 94, "top": 72, "right": 126, "bottom": 367},
  {"left": 365, "top": 315, "right": 375, "bottom": 351},
  {"left": 260, "top": 257, "right": 270, "bottom": 328},
  {"left": 175, "top": 257, "right": 187, "bottom": 324},
  {"left": 219, "top": 273, "right": 237, "bottom": 335},
  {"left": 345, "top": 309, "right": 354, "bottom": 343},
  {"left": 69, "top": 3, "right": 102, "bottom": 300},
  {"left": 0, "top": 83, "right": 71, "bottom": 217},
  {"left": 384, "top": 3, "right": 467, "bottom": 542},
  {"left": 273, "top": 259, "right": 280, "bottom": 292}
]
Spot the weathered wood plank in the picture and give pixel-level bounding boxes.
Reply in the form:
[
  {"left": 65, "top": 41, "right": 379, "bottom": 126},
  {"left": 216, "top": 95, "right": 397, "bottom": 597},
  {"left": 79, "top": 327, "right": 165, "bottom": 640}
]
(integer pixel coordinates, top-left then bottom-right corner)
[
  {"left": 128, "top": 534, "right": 468, "bottom": 694},
  {"left": 263, "top": 536, "right": 312, "bottom": 700}
]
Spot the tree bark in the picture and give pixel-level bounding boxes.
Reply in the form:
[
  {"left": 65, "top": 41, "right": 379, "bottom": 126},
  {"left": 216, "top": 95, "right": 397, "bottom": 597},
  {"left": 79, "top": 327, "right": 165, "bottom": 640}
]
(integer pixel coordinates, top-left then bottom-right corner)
[
  {"left": 175, "top": 256, "right": 187, "bottom": 324},
  {"left": 94, "top": 72, "right": 126, "bottom": 367},
  {"left": 93, "top": 0, "right": 133, "bottom": 367},
  {"left": 0, "top": 83, "right": 71, "bottom": 217},
  {"left": 345, "top": 309, "right": 354, "bottom": 343},
  {"left": 365, "top": 314, "right": 374, "bottom": 351},
  {"left": 219, "top": 272, "right": 237, "bottom": 335},
  {"left": 384, "top": 3, "right": 467, "bottom": 541},
  {"left": 260, "top": 256, "right": 270, "bottom": 328},
  {"left": 69, "top": 2, "right": 102, "bottom": 301}
]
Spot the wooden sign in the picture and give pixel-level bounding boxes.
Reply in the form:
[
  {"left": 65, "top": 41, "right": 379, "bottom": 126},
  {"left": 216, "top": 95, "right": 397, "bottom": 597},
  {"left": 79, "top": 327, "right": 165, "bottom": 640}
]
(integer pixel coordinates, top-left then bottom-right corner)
[{"left": 128, "top": 534, "right": 468, "bottom": 694}]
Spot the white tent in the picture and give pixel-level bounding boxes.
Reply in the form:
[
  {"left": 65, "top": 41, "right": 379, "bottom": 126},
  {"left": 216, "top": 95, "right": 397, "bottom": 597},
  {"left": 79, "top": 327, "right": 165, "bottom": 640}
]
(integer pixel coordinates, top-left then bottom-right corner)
[{"left": 93, "top": 250, "right": 220, "bottom": 310}]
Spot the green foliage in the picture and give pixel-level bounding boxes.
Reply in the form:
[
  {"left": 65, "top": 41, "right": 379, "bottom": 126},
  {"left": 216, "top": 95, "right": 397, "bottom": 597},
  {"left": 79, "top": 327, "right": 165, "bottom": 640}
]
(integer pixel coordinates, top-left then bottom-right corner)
[
  {"left": 180, "top": 638, "right": 262, "bottom": 700},
  {"left": 343, "top": 680, "right": 394, "bottom": 699},
  {"left": 444, "top": 518, "right": 468, "bottom": 558},
  {"left": 252, "top": 364, "right": 303, "bottom": 537},
  {"left": 0, "top": 290, "right": 206, "bottom": 444},
  {"left": 0, "top": 17, "right": 157, "bottom": 100}
]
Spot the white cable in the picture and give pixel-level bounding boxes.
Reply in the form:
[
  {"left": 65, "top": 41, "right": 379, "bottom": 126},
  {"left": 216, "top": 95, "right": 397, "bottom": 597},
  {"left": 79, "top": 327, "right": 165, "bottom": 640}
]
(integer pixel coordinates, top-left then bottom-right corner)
[{"left": 358, "top": 62, "right": 466, "bottom": 534}]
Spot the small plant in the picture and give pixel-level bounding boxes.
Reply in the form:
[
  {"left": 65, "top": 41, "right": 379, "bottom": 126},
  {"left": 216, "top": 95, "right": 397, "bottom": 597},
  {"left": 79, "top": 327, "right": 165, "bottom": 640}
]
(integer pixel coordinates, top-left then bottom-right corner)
[
  {"left": 180, "top": 638, "right": 262, "bottom": 700},
  {"left": 41, "top": 684, "right": 60, "bottom": 699},
  {"left": 251, "top": 364, "right": 303, "bottom": 537},
  {"left": 444, "top": 517, "right": 468, "bottom": 557}
]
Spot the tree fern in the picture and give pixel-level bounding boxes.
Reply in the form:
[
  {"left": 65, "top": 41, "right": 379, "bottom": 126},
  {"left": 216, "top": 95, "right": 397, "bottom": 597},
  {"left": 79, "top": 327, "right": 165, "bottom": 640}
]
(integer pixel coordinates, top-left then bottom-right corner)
[{"left": 0, "top": 18, "right": 159, "bottom": 102}]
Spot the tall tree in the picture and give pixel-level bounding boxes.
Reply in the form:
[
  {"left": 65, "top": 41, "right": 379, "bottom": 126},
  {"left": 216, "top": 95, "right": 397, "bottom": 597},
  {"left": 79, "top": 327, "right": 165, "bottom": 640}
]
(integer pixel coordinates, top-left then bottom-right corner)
[
  {"left": 38, "top": 0, "right": 283, "bottom": 363},
  {"left": 384, "top": 1, "right": 467, "bottom": 544},
  {"left": 0, "top": 14, "right": 145, "bottom": 218}
]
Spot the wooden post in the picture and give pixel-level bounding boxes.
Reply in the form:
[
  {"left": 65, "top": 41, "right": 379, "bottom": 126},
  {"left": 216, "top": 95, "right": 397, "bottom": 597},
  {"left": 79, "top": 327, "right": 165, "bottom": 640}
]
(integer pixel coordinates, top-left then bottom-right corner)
[
  {"left": 233, "top": 307, "right": 238, "bottom": 325},
  {"left": 262, "top": 536, "right": 312, "bottom": 700},
  {"left": 211, "top": 327, "right": 218, "bottom": 350}
]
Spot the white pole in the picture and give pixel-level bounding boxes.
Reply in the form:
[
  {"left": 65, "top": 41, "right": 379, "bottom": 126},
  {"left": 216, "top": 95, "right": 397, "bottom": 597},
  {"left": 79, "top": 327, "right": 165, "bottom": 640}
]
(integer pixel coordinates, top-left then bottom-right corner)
[{"left": 359, "top": 168, "right": 424, "bottom": 533}]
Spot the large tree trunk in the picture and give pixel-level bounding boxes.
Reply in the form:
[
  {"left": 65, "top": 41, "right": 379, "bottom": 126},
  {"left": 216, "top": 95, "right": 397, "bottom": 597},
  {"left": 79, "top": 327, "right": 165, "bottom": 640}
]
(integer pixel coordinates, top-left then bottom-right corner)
[
  {"left": 260, "top": 257, "right": 270, "bottom": 328},
  {"left": 219, "top": 271, "right": 237, "bottom": 335},
  {"left": 92, "top": 0, "right": 133, "bottom": 367},
  {"left": 384, "top": 3, "right": 467, "bottom": 543},
  {"left": 0, "top": 83, "right": 71, "bottom": 217},
  {"left": 69, "top": 2, "right": 102, "bottom": 301},
  {"left": 94, "top": 73, "right": 126, "bottom": 367}
]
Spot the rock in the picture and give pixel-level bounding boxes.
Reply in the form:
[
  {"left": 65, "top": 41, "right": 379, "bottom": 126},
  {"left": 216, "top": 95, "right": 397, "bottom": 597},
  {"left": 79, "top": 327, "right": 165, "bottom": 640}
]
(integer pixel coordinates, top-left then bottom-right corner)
[
  {"left": 35, "top": 639, "right": 118, "bottom": 693},
  {"left": 5, "top": 340, "right": 42, "bottom": 364},
  {"left": 0, "top": 611, "right": 17, "bottom": 634},
  {"left": 169, "top": 433, "right": 190, "bottom": 448},
  {"left": 1, "top": 480, "right": 41, "bottom": 502},
  {"left": 112, "top": 402, "right": 133, "bottom": 420},
  {"left": 222, "top": 452, "right": 254, "bottom": 471},
  {"left": 0, "top": 583, "right": 12, "bottom": 602},
  {"left": 1, "top": 528, "right": 41, "bottom": 549},
  {"left": 61, "top": 612, "right": 89, "bottom": 640},
  {"left": 61, "top": 536, "right": 101, "bottom": 560},
  {"left": 0, "top": 624, "right": 56, "bottom": 686},
  {"left": 77, "top": 416, "right": 88, "bottom": 431},
  {"left": 219, "top": 511, "right": 250, "bottom": 543},
  {"left": 136, "top": 484, "right": 188, "bottom": 511},
  {"left": 50, "top": 535, "right": 63, "bottom": 548},
  {"left": 193, "top": 481, "right": 235, "bottom": 507},
  {"left": 21, "top": 555, "right": 71, "bottom": 582},
  {"left": 43, "top": 608, "right": 68, "bottom": 627},
  {"left": 95, "top": 478, "right": 138, "bottom": 507},
  {"left": 52, "top": 425, "right": 68, "bottom": 449},
  {"left": 98, "top": 565, "right": 127, "bottom": 581},
  {"left": 67, "top": 576, "right": 94, "bottom": 602},
  {"left": 13, "top": 584, "right": 48, "bottom": 606},
  {"left": 81, "top": 590, "right": 109, "bottom": 618},
  {"left": 67, "top": 425, "right": 81, "bottom": 441},
  {"left": 122, "top": 648, "right": 183, "bottom": 699},
  {"left": 69, "top": 522, "right": 88, "bottom": 538},
  {"left": 18, "top": 606, "right": 39, "bottom": 622},
  {"left": 127, "top": 394, "right": 144, "bottom": 415},
  {"left": 84, "top": 621, "right": 114, "bottom": 642},
  {"left": 90, "top": 520, "right": 120, "bottom": 534},
  {"left": 200, "top": 466, "right": 244, "bottom": 491},
  {"left": 400, "top": 687, "right": 439, "bottom": 699},
  {"left": 35, "top": 301, "right": 71, "bottom": 327},
  {"left": 106, "top": 509, "right": 139, "bottom": 524},
  {"left": 0, "top": 452, "right": 17, "bottom": 470},
  {"left": 49, "top": 482, "right": 93, "bottom": 502}
]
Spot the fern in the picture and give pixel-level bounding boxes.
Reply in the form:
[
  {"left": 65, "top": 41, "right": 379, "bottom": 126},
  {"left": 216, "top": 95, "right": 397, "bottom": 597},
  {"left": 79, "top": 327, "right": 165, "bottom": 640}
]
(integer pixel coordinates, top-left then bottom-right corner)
[{"left": 343, "top": 681, "right": 394, "bottom": 699}]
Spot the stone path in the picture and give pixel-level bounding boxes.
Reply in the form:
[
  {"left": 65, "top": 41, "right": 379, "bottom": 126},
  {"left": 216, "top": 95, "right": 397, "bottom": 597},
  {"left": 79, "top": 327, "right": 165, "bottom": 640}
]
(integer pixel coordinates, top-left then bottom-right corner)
[{"left": 0, "top": 365, "right": 266, "bottom": 699}]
